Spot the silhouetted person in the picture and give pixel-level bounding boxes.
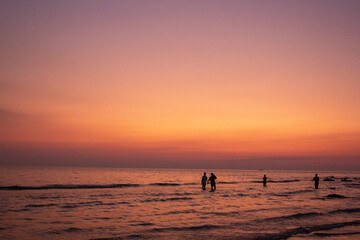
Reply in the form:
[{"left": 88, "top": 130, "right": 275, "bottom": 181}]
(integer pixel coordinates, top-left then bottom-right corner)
[
  {"left": 208, "top": 173, "right": 217, "bottom": 192},
  {"left": 201, "top": 172, "right": 207, "bottom": 190},
  {"left": 263, "top": 174, "right": 267, "bottom": 186},
  {"left": 313, "top": 174, "right": 319, "bottom": 189}
]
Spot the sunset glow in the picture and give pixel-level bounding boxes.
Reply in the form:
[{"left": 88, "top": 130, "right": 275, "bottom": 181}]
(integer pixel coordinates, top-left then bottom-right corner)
[{"left": 1, "top": 1, "right": 359, "bottom": 169}]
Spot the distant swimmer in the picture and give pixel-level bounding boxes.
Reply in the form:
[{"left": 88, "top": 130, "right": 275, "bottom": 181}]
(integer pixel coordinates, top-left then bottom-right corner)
[
  {"left": 263, "top": 174, "right": 267, "bottom": 186},
  {"left": 201, "top": 172, "right": 207, "bottom": 190},
  {"left": 313, "top": 174, "right": 320, "bottom": 189},
  {"left": 208, "top": 173, "right": 217, "bottom": 192}
]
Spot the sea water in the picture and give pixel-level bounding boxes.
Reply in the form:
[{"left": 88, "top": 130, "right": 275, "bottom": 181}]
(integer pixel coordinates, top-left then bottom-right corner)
[{"left": 0, "top": 167, "right": 359, "bottom": 239}]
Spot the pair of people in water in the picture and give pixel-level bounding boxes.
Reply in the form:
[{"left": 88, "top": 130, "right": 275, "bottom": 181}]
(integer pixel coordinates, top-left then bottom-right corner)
[{"left": 202, "top": 172, "right": 217, "bottom": 192}]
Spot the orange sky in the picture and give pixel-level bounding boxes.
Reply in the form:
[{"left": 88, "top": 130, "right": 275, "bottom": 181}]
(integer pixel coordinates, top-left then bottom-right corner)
[{"left": 1, "top": 1, "right": 359, "bottom": 169}]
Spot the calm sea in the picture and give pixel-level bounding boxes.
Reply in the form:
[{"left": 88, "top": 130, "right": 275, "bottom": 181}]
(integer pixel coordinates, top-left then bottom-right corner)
[{"left": 0, "top": 167, "right": 359, "bottom": 239}]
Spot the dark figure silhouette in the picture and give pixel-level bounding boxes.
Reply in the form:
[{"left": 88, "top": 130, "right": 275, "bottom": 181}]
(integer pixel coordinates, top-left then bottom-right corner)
[
  {"left": 208, "top": 173, "right": 217, "bottom": 192},
  {"left": 313, "top": 174, "right": 320, "bottom": 189},
  {"left": 263, "top": 174, "right": 267, "bottom": 186},
  {"left": 201, "top": 172, "right": 207, "bottom": 190}
]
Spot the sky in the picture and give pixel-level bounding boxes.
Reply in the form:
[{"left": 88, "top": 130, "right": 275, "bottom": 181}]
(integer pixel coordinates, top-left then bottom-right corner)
[{"left": 1, "top": 0, "right": 360, "bottom": 170}]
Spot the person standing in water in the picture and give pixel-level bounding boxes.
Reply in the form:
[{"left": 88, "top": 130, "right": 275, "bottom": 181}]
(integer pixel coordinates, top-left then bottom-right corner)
[
  {"left": 263, "top": 174, "right": 267, "bottom": 186},
  {"left": 201, "top": 172, "right": 207, "bottom": 190},
  {"left": 208, "top": 173, "right": 217, "bottom": 192},
  {"left": 313, "top": 174, "right": 320, "bottom": 189}
]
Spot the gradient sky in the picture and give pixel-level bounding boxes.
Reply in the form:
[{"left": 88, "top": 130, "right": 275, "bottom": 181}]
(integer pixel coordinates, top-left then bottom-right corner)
[{"left": 1, "top": 0, "right": 360, "bottom": 169}]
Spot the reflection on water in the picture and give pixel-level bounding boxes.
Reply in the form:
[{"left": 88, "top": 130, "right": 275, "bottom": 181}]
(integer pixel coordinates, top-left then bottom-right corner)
[{"left": 0, "top": 167, "right": 359, "bottom": 239}]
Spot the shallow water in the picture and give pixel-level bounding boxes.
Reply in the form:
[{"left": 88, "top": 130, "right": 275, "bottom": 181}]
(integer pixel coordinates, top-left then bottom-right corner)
[{"left": 0, "top": 167, "right": 359, "bottom": 239}]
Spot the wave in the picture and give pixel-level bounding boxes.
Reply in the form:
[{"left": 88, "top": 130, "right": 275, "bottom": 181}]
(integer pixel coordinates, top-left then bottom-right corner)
[
  {"left": 341, "top": 178, "right": 352, "bottom": 182},
  {"left": 130, "top": 222, "right": 154, "bottom": 226},
  {"left": 0, "top": 184, "right": 141, "bottom": 190},
  {"left": 172, "top": 192, "right": 195, "bottom": 196},
  {"left": 346, "top": 183, "right": 360, "bottom": 188},
  {"left": 29, "top": 196, "right": 63, "bottom": 200},
  {"left": 90, "top": 237, "right": 124, "bottom": 240},
  {"left": 313, "top": 232, "right": 360, "bottom": 237},
  {"left": 251, "top": 179, "right": 300, "bottom": 183},
  {"left": 270, "top": 191, "right": 349, "bottom": 199},
  {"left": 48, "top": 227, "right": 85, "bottom": 235},
  {"left": 1, "top": 179, "right": 306, "bottom": 191},
  {"left": 63, "top": 200, "right": 127, "bottom": 208},
  {"left": 253, "top": 220, "right": 360, "bottom": 240},
  {"left": 218, "top": 181, "right": 240, "bottom": 184},
  {"left": 273, "top": 194, "right": 290, "bottom": 197},
  {"left": 148, "top": 211, "right": 360, "bottom": 234},
  {"left": 270, "top": 179, "right": 300, "bottom": 183},
  {"left": 269, "top": 207, "right": 360, "bottom": 220},
  {"left": 263, "top": 212, "right": 323, "bottom": 221},
  {"left": 326, "top": 194, "right": 348, "bottom": 199},
  {"left": 126, "top": 234, "right": 146, "bottom": 239},
  {"left": 312, "top": 194, "right": 349, "bottom": 200},
  {"left": 150, "top": 224, "right": 221, "bottom": 232},
  {"left": 220, "top": 193, "right": 248, "bottom": 198},
  {"left": 148, "top": 192, "right": 195, "bottom": 197},
  {"left": 330, "top": 208, "right": 360, "bottom": 213},
  {"left": 64, "top": 227, "right": 83, "bottom": 232},
  {"left": 23, "top": 200, "right": 130, "bottom": 210},
  {"left": 202, "top": 210, "right": 242, "bottom": 216},
  {"left": 236, "top": 193, "right": 247, "bottom": 196},
  {"left": 25, "top": 203, "right": 57, "bottom": 208},
  {"left": 200, "top": 207, "right": 340, "bottom": 218},
  {"left": 7, "top": 208, "right": 30, "bottom": 212},
  {"left": 277, "top": 189, "right": 313, "bottom": 196},
  {"left": 149, "top": 182, "right": 197, "bottom": 186},
  {"left": 89, "top": 194, "right": 113, "bottom": 197},
  {"left": 324, "top": 178, "right": 335, "bottom": 181},
  {"left": 140, "top": 197, "right": 193, "bottom": 203},
  {"left": 269, "top": 189, "right": 313, "bottom": 197},
  {"left": 58, "top": 200, "right": 103, "bottom": 209},
  {"left": 155, "top": 209, "right": 196, "bottom": 216},
  {"left": 149, "top": 183, "right": 181, "bottom": 186},
  {"left": 0, "top": 182, "right": 199, "bottom": 191},
  {"left": 142, "top": 208, "right": 360, "bottom": 236}
]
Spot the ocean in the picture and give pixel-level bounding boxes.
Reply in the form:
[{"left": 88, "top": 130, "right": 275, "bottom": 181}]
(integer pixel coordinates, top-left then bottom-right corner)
[{"left": 0, "top": 167, "right": 359, "bottom": 239}]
